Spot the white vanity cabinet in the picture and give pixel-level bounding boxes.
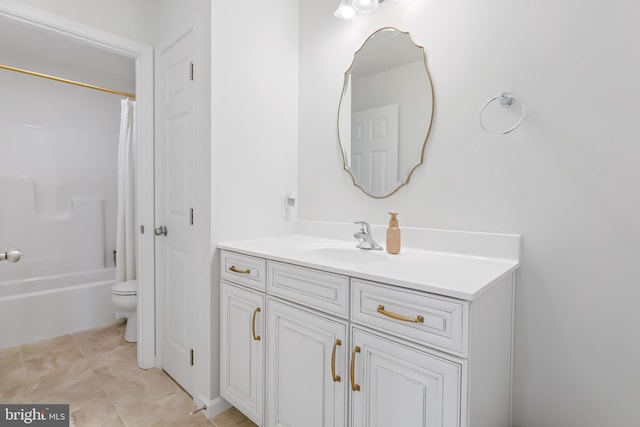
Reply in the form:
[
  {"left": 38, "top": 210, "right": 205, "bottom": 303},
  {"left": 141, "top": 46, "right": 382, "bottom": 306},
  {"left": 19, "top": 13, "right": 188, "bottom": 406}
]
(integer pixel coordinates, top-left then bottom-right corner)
[
  {"left": 265, "top": 257, "right": 351, "bottom": 427},
  {"left": 266, "top": 298, "right": 348, "bottom": 427},
  {"left": 220, "top": 252, "right": 266, "bottom": 425},
  {"left": 220, "top": 282, "right": 265, "bottom": 425},
  {"left": 349, "top": 327, "right": 462, "bottom": 427},
  {"left": 348, "top": 279, "right": 467, "bottom": 426},
  {"left": 219, "top": 233, "right": 519, "bottom": 427}
]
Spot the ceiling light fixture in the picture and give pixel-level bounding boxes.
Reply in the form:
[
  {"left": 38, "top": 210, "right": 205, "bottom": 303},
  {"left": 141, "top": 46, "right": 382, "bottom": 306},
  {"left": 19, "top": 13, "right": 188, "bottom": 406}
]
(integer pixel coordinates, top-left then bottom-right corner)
[
  {"left": 334, "top": 0, "right": 387, "bottom": 20},
  {"left": 353, "top": 0, "right": 379, "bottom": 13}
]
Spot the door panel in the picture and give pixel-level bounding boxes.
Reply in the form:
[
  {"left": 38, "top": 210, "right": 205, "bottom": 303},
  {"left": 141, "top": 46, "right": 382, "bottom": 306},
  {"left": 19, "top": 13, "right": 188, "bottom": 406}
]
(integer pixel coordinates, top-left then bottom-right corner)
[
  {"left": 166, "top": 115, "right": 189, "bottom": 216},
  {"left": 155, "top": 28, "right": 196, "bottom": 395},
  {"left": 167, "top": 247, "right": 188, "bottom": 349}
]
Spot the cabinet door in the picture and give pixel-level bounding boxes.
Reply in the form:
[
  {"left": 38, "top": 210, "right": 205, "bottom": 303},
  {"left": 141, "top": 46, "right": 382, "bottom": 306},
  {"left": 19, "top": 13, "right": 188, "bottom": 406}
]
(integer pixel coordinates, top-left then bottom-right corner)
[
  {"left": 220, "top": 281, "right": 264, "bottom": 425},
  {"left": 267, "top": 298, "right": 348, "bottom": 427},
  {"left": 350, "top": 327, "right": 462, "bottom": 427}
]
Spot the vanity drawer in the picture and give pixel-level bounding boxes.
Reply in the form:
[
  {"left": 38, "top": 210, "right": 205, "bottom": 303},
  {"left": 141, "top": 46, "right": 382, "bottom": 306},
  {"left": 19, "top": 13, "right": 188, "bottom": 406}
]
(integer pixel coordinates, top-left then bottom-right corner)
[
  {"left": 267, "top": 261, "right": 349, "bottom": 318},
  {"left": 351, "top": 279, "right": 467, "bottom": 355},
  {"left": 221, "top": 251, "right": 266, "bottom": 291}
]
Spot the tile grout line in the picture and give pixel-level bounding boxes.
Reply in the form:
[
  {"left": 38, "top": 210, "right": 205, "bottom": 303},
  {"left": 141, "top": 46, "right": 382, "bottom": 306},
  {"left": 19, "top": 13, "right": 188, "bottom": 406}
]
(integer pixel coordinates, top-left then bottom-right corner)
[
  {"left": 67, "top": 333, "right": 91, "bottom": 424},
  {"left": 17, "top": 346, "right": 32, "bottom": 404}
]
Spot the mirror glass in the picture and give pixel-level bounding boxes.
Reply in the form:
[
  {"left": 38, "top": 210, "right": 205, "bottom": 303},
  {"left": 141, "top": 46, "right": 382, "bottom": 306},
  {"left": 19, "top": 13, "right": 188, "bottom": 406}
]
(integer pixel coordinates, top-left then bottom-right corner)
[{"left": 338, "top": 28, "right": 434, "bottom": 198}]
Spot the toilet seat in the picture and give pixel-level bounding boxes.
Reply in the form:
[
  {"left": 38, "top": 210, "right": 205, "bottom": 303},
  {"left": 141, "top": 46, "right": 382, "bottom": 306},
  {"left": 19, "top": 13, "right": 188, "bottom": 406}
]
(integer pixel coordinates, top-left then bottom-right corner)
[{"left": 113, "top": 279, "right": 138, "bottom": 296}]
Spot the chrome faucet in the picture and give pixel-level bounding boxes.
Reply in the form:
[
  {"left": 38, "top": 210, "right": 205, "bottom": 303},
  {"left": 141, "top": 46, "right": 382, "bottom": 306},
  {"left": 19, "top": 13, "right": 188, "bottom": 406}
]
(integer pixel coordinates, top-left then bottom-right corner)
[{"left": 353, "top": 221, "right": 383, "bottom": 250}]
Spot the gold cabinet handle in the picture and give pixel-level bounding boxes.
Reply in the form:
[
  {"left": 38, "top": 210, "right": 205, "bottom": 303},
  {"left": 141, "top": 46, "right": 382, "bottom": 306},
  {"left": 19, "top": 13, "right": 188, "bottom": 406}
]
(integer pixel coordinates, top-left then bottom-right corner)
[
  {"left": 251, "top": 307, "right": 261, "bottom": 341},
  {"left": 377, "top": 304, "right": 424, "bottom": 323},
  {"left": 350, "top": 346, "right": 361, "bottom": 392},
  {"left": 229, "top": 265, "right": 251, "bottom": 274},
  {"left": 331, "top": 339, "right": 342, "bottom": 383}
]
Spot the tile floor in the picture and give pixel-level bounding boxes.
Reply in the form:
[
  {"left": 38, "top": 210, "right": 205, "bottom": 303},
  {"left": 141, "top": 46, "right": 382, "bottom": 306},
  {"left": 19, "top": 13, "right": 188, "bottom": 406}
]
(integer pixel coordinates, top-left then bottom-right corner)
[{"left": 0, "top": 322, "right": 256, "bottom": 427}]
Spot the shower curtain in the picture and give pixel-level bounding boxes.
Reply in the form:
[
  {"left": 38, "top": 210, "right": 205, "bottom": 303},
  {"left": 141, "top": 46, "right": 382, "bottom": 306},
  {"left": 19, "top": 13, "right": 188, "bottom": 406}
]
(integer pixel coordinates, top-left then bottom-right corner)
[{"left": 116, "top": 98, "right": 136, "bottom": 282}]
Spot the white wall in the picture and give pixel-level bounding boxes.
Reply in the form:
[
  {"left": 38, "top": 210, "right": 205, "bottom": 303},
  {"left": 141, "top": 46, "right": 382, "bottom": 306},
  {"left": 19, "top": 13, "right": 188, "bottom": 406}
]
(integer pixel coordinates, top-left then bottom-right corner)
[
  {"left": 298, "top": 0, "right": 640, "bottom": 426},
  {"left": 211, "top": 0, "right": 299, "bottom": 244}
]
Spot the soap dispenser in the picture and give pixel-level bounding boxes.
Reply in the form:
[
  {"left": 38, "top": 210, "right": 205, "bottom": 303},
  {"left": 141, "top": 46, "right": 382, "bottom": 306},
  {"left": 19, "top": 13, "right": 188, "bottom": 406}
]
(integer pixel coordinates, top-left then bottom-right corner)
[{"left": 386, "top": 212, "right": 401, "bottom": 254}]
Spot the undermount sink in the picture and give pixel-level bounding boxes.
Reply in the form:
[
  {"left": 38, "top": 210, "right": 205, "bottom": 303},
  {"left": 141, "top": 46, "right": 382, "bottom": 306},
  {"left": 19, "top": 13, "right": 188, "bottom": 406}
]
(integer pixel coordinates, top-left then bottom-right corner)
[{"left": 303, "top": 246, "right": 389, "bottom": 263}]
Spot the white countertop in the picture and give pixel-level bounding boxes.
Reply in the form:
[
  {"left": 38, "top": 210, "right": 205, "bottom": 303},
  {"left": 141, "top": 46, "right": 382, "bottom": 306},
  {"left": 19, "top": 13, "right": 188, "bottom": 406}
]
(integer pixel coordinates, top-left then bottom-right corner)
[{"left": 218, "top": 234, "right": 520, "bottom": 301}]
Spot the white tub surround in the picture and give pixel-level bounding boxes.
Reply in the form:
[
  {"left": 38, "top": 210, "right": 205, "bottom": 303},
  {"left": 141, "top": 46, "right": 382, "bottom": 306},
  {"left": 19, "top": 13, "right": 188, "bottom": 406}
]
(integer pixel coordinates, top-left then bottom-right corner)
[
  {"left": 219, "top": 225, "right": 520, "bottom": 427},
  {"left": 0, "top": 268, "right": 116, "bottom": 349},
  {"left": 0, "top": 176, "right": 107, "bottom": 281}
]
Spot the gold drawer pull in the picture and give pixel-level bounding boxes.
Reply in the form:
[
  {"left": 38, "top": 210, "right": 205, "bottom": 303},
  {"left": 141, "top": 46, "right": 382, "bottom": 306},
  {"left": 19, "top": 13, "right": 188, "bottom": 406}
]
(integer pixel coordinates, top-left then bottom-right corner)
[
  {"left": 251, "top": 307, "right": 261, "bottom": 341},
  {"left": 229, "top": 265, "right": 251, "bottom": 274},
  {"left": 377, "top": 304, "right": 424, "bottom": 323},
  {"left": 331, "top": 339, "right": 342, "bottom": 383},
  {"left": 350, "top": 346, "right": 361, "bottom": 392}
]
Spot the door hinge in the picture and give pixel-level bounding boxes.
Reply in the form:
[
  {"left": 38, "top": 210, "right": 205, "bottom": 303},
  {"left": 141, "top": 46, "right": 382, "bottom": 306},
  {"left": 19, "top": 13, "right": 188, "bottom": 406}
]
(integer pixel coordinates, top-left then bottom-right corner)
[
  {"left": 190, "top": 208, "right": 194, "bottom": 225},
  {"left": 190, "top": 62, "right": 194, "bottom": 81},
  {"left": 190, "top": 349, "right": 194, "bottom": 366},
  {"left": 140, "top": 225, "right": 145, "bottom": 234}
]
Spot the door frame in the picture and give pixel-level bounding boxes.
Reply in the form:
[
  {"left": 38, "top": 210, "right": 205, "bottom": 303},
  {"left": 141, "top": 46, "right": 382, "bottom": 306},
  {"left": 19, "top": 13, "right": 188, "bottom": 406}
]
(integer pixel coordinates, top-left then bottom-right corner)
[{"left": 0, "top": 1, "right": 156, "bottom": 368}]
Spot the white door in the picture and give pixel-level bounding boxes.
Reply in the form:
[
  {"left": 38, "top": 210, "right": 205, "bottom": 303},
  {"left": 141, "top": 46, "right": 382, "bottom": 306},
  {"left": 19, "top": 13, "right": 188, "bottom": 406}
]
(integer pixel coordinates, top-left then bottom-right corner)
[
  {"left": 350, "top": 327, "right": 462, "bottom": 427},
  {"left": 267, "top": 298, "right": 348, "bottom": 427},
  {"left": 351, "top": 104, "right": 399, "bottom": 195},
  {"left": 220, "top": 282, "right": 265, "bottom": 425},
  {"left": 155, "top": 28, "right": 197, "bottom": 394}
]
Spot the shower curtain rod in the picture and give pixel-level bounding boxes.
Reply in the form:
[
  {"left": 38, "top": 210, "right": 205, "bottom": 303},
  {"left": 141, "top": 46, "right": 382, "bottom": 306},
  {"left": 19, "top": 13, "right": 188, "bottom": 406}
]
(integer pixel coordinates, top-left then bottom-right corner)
[{"left": 0, "top": 64, "right": 136, "bottom": 99}]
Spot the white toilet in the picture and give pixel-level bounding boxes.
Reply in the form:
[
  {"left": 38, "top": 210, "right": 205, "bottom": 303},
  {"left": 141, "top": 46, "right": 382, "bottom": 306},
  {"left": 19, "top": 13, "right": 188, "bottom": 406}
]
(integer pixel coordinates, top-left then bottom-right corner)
[{"left": 112, "top": 279, "right": 138, "bottom": 342}]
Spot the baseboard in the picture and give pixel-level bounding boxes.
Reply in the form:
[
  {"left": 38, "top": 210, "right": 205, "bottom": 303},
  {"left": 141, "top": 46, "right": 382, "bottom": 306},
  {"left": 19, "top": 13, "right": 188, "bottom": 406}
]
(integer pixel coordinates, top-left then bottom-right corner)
[{"left": 193, "top": 394, "right": 232, "bottom": 419}]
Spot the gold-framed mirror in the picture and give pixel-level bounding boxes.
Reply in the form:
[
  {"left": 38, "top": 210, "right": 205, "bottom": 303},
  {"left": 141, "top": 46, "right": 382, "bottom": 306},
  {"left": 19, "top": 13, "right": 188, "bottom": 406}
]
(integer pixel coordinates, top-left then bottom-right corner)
[{"left": 338, "top": 28, "right": 434, "bottom": 198}]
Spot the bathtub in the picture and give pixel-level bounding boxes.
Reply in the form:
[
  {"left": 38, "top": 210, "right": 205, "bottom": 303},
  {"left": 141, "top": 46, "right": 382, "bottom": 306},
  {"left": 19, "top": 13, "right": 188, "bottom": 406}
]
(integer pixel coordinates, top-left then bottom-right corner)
[{"left": 0, "top": 268, "right": 117, "bottom": 349}]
